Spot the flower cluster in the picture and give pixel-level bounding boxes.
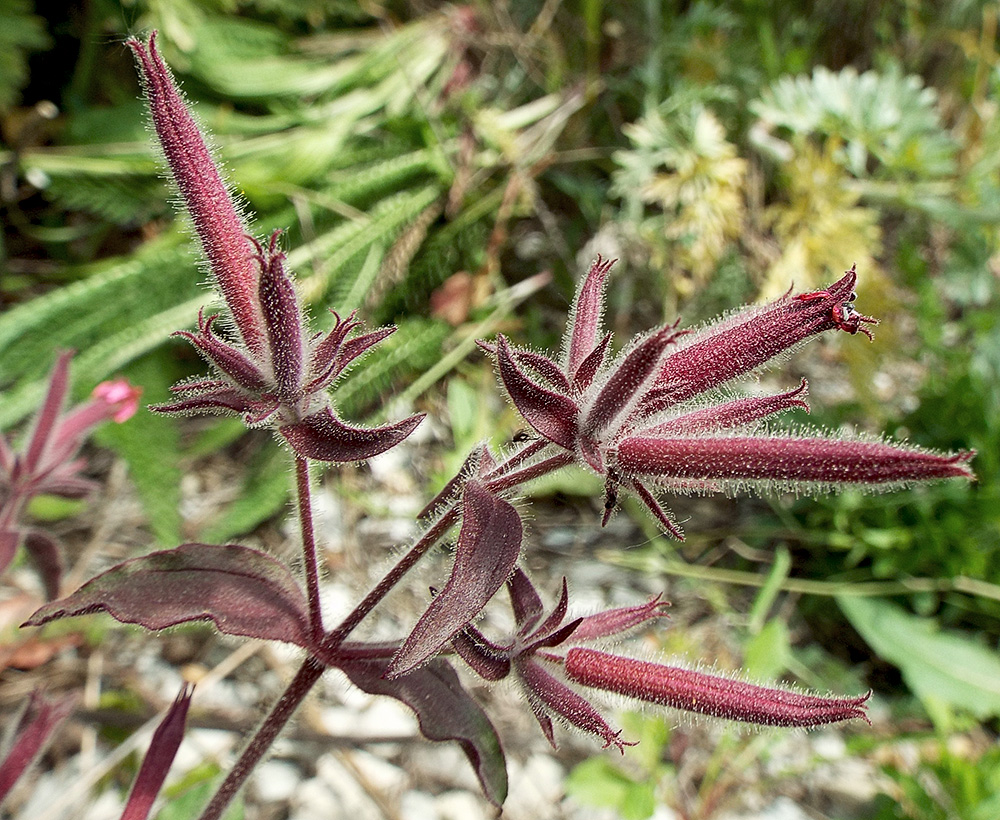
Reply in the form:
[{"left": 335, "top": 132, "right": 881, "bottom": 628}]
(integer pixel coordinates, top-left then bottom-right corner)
[
  {"left": 451, "top": 568, "right": 869, "bottom": 749},
  {"left": 489, "top": 257, "right": 974, "bottom": 537},
  {"left": 128, "top": 34, "right": 422, "bottom": 463}
]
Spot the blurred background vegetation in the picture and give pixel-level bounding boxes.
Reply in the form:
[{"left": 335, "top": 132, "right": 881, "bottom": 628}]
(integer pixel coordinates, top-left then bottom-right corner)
[{"left": 2, "top": 0, "right": 999, "bottom": 816}]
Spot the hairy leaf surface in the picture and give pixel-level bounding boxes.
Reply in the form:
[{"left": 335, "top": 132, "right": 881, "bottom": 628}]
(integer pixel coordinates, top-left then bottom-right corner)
[{"left": 25, "top": 544, "right": 312, "bottom": 647}]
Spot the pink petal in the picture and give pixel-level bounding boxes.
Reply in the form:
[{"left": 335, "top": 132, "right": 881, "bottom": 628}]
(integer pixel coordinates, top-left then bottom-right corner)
[{"left": 92, "top": 379, "right": 143, "bottom": 423}]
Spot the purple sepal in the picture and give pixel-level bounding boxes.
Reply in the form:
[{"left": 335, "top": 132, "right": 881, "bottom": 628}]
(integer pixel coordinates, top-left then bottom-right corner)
[{"left": 279, "top": 406, "right": 423, "bottom": 463}]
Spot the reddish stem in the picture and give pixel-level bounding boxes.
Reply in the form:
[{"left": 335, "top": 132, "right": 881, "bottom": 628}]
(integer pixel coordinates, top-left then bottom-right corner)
[
  {"left": 485, "top": 452, "right": 575, "bottom": 494},
  {"left": 295, "top": 456, "right": 324, "bottom": 641},
  {"left": 198, "top": 657, "right": 324, "bottom": 820},
  {"left": 322, "top": 506, "right": 461, "bottom": 651}
]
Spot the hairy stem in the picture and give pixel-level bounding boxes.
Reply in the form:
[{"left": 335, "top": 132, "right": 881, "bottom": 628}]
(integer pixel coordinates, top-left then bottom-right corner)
[
  {"left": 295, "top": 456, "right": 324, "bottom": 640},
  {"left": 485, "top": 452, "right": 575, "bottom": 494},
  {"left": 198, "top": 656, "right": 324, "bottom": 820},
  {"left": 322, "top": 505, "right": 461, "bottom": 651},
  {"left": 322, "top": 447, "right": 574, "bottom": 651}
]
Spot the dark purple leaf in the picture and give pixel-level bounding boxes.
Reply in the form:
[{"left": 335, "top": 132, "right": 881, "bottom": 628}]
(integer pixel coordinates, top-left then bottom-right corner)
[
  {"left": 280, "top": 406, "right": 423, "bottom": 463},
  {"left": 331, "top": 326, "right": 396, "bottom": 380},
  {"left": 121, "top": 685, "right": 193, "bottom": 820},
  {"left": 24, "top": 544, "right": 312, "bottom": 648},
  {"left": 339, "top": 655, "right": 507, "bottom": 806},
  {"left": 638, "top": 380, "right": 809, "bottom": 436},
  {"left": 566, "top": 256, "right": 615, "bottom": 377},
  {"left": 495, "top": 335, "right": 578, "bottom": 450},
  {"left": 580, "top": 326, "right": 680, "bottom": 442},
  {"left": 526, "top": 577, "right": 570, "bottom": 642},
  {"left": 570, "top": 596, "right": 670, "bottom": 642},
  {"left": 256, "top": 234, "right": 305, "bottom": 399},
  {"left": 150, "top": 386, "right": 256, "bottom": 417},
  {"left": 512, "top": 349, "right": 571, "bottom": 393},
  {"left": 516, "top": 657, "right": 628, "bottom": 751},
  {"left": 626, "top": 478, "right": 685, "bottom": 540},
  {"left": 452, "top": 626, "right": 511, "bottom": 681},
  {"left": 0, "top": 690, "right": 77, "bottom": 802},
  {"left": 389, "top": 481, "right": 522, "bottom": 676},
  {"left": 572, "top": 331, "right": 612, "bottom": 392},
  {"left": 310, "top": 310, "right": 361, "bottom": 376},
  {"left": 174, "top": 313, "right": 267, "bottom": 392}
]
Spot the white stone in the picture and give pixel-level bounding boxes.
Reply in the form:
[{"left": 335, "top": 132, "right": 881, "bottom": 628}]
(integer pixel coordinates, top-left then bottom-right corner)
[
  {"left": 254, "top": 759, "right": 302, "bottom": 802},
  {"left": 504, "top": 753, "right": 565, "bottom": 820}
]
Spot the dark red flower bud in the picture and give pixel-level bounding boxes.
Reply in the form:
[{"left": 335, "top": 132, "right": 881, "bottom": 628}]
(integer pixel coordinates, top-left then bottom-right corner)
[
  {"left": 127, "top": 33, "right": 265, "bottom": 354},
  {"left": 615, "top": 435, "right": 975, "bottom": 490},
  {"left": 565, "top": 649, "right": 871, "bottom": 727}
]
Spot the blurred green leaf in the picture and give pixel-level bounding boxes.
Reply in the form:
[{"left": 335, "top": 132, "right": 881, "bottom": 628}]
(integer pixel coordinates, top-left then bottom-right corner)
[
  {"left": 838, "top": 596, "right": 1000, "bottom": 720},
  {"left": 0, "top": 0, "right": 50, "bottom": 110},
  {"left": 743, "top": 619, "right": 792, "bottom": 682}
]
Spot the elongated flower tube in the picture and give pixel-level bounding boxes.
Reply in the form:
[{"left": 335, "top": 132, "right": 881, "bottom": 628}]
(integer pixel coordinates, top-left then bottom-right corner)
[
  {"left": 565, "top": 648, "right": 870, "bottom": 728},
  {"left": 614, "top": 435, "right": 975, "bottom": 494},
  {"left": 127, "top": 33, "right": 264, "bottom": 355},
  {"left": 485, "top": 258, "right": 975, "bottom": 537},
  {"left": 128, "top": 33, "right": 422, "bottom": 462}
]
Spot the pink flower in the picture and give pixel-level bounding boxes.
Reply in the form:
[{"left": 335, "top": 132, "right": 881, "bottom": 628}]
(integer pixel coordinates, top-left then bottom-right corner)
[
  {"left": 1, "top": 352, "right": 141, "bottom": 596},
  {"left": 486, "top": 259, "right": 974, "bottom": 537}
]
